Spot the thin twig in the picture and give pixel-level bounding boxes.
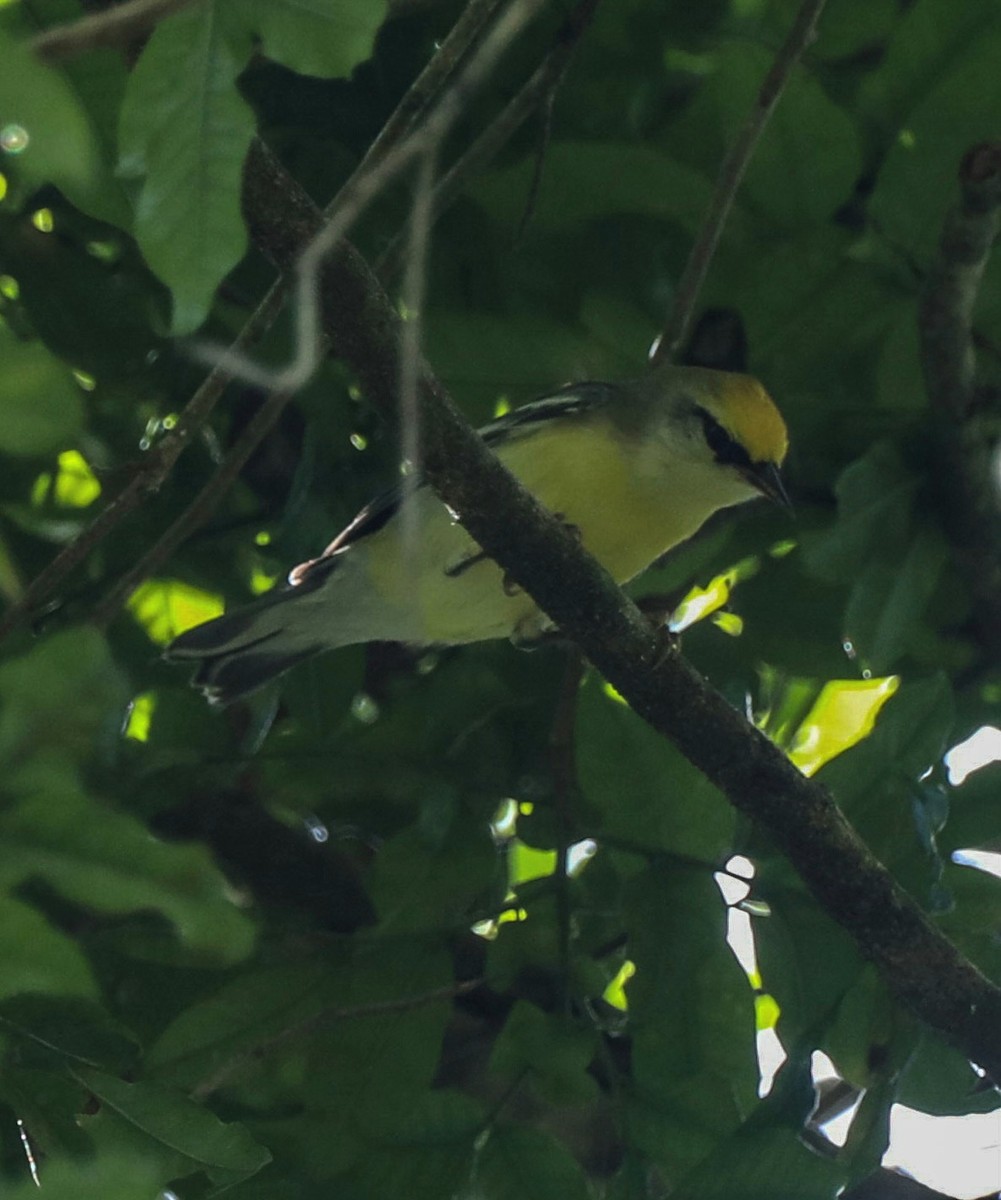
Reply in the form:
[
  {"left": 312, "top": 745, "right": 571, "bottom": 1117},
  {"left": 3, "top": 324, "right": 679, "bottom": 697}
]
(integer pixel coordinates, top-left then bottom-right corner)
[
  {"left": 194, "top": 0, "right": 548, "bottom": 394},
  {"left": 328, "top": 0, "right": 506, "bottom": 216},
  {"left": 514, "top": 85, "right": 556, "bottom": 245},
  {"left": 30, "top": 0, "right": 198, "bottom": 63},
  {"left": 651, "top": 0, "right": 829, "bottom": 365},
  {"left": 191, "top": 978, "right": 481, "bottom": 1100},
  {"left": 376, "top": 0, "right": 602, "bottom": 282},
  {"left": 549, "top": 648, "right": 586, "bottom": 1011},
  {"left": 90, "top": 383, "right": 299, "bottom": 627},
  {"left": 0, "top": 280, "right": 288, "bottom": 645},
  {"left": 398, "top": 150, "right": 437, "bottom": 566}
]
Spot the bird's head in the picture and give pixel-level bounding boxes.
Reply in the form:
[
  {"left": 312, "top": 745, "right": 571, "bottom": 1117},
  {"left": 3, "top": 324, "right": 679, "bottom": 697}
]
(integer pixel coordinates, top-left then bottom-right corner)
[{"left": 644, "top": 366, "right": 790, "bottom": 508}]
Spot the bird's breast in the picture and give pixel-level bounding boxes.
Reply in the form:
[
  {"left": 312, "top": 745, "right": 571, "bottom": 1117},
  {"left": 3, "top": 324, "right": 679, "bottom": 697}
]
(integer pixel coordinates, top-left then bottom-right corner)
[{"left": 357, "top": 419, "right": 735, "bottom": 645}]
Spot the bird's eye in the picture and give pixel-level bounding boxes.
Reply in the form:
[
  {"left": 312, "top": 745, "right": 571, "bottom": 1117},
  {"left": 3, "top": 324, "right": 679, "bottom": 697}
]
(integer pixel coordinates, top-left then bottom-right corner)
[{"left": 697, "top": 408, "right": 751, "bottom": 469}]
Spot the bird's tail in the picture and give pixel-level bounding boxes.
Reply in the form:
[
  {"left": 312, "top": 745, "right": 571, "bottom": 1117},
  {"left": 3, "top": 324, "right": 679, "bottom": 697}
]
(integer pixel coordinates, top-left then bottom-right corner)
[{"left": 165, "top": 564, "right": 337, "bottom": 706}]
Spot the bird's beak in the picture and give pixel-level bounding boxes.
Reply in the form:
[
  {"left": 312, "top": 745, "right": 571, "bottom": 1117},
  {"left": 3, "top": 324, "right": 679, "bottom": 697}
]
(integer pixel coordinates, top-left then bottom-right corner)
[{"left": 745, "top": 461, "right": 792, "bottom": 510}]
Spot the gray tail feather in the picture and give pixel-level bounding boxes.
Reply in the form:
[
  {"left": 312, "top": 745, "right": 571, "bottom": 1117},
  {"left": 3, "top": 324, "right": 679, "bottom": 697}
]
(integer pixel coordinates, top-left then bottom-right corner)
[{"left": 166, "top": 583, "right": 326, "bottom": 706}]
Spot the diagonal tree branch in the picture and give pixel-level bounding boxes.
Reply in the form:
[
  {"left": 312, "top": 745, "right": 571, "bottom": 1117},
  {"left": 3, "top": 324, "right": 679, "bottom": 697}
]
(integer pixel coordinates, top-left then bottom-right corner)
[
  {"left": 918, "top": 141, "right": 1001, "bottom": 664},
  {"left": 240, "top": 134, "right": 1001, "bottom": 1081}
]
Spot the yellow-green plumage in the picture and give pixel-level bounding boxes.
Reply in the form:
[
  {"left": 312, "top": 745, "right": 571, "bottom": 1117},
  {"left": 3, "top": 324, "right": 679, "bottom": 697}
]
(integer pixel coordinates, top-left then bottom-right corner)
[{"left": 166, "top": 365, "right": 788, "bottom": 704}]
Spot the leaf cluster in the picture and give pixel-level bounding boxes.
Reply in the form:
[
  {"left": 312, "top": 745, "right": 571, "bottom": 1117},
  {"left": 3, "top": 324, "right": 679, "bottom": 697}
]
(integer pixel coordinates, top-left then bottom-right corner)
[{"left": 1, "top": 1, "right": 1000, "bottom": 1198}]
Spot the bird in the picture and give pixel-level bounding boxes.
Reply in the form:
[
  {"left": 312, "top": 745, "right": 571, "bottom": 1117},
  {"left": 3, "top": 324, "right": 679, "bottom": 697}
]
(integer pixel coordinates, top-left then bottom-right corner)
[{"left": 166, "top": 364, "right": 789, "bottom": 705}]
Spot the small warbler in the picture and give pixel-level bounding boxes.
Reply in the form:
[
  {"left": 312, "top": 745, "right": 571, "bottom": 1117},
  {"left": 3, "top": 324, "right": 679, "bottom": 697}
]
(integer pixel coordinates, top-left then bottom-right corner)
[{"left": 167, "top": 364, "right": 789, "bottom": 704}]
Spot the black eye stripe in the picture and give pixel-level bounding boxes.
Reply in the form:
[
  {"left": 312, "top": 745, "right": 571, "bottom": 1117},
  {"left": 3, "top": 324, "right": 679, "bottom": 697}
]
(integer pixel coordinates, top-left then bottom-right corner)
[{"left": 698, "top": 407, "right": 752, "bottom": 469}]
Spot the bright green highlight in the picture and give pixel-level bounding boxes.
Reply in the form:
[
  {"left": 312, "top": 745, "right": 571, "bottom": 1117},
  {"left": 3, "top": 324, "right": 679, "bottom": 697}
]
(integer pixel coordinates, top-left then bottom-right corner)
[
  {"left": 31, "top": 449, "right": 102, "bottom": 508},
  {"left": 603, "top": 959, "right": 635, "bottom": 1011},
  {"left": 509, "top": 840, "right": 557, "bottom": 887},
  {"left": 128, "top": 579, "right": 224, "bottom": 646},
  {"left": 755, "top": 992, "right": 780, "bottom": 1031},
  {"left": 670, "top": 554, "right": 760, "bottom": 632},
  {"left": 250, "top": 565, "right": 279, "bottom": 596},
  {"left": 124, "top": 691, "right": 156, "bottom": 742},
  {"left": 789, "top": 675, "right": 900, "bottom": 777}
]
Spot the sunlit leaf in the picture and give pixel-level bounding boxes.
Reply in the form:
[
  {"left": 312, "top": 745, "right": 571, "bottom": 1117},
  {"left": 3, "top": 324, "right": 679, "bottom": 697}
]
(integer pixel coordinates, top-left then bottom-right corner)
[
  {"left": 128, "top": 578, "right": 224, "bottom": 645},
  {"left": 788, "top": 675, "right": 900, "bottom": 776},
  {"left": 30, "top": 449, "right": 101, "bottom": 507}
]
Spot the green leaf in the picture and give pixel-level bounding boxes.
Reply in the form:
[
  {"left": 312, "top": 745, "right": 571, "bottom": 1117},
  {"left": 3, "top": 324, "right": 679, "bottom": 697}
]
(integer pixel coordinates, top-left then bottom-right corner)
[
  {"left": 670, "top": 1053, "right": 844, "bottom": 1199},
  {"left": 937, "top": 861, "right": 1001, "bottom": 982},
  {"left": 472, "top": 141, "right": 717, "bottom": 234},
  {"left": 794, "top": 0, "right": 898, "bottom": 61},
  {"left": 475, "top": 1124, "right": 591, "bottom": 1200},
  {"left": 0, "top": 627, "right": 125, "bottom": 763},
  {"left": 0, "top": 327, "right": 84, "bottom": 457},
  {"left": 858, "top": 0, "right": 999, "bottom": 134},
  {"left": 705, "top": 42, "right": 861, "bottom": 228},
  {"left": 802, "top": 443, "right": 918, "bottom": 583},
  {"left": 839, "top": 1022, "right": 915, "bottom": 1188},
  {"left": 940, "top": 763, "right": 1001, "bottom": 853},
  {"left": 576, "top": 677, "right": 735, "bottom": 860},
  {"left": 146, "top": 960, "right": 340, "bottom": 1089},
  {"left": 897, "top": 1029, "right": 1001, "bottom": 1115},
  {"left": 75, "top": 1067, "right": 271, "bottom": 1186},
  {"left": 118, "top": 3, "right": 256, "bottom": 332},
  {"left": 368, "top": 809, "right": 502, "bottom": 933},
  {"left": 820, "top": 967, "right": 895, "bottom": 1090},
  {"left": 0, "top": 27, "right": 126, "bottom": 225},
  {"left": 426, "top": 310, "right": 615, "bottom": 415},
  {"left": 868, "top": 10, "right": 1001, "bottom": 257},
  {"left": 843, "top": 521, "right": 949, "bottom": 673},
  {"left": 0, "top": 1149, "right": 166, "bottom": 1200},
  {"left": 238, "top": 0, "right": 388, "bottom": 79},
  {"left": 0, "top": 994, "right": 138, "bottom": 1073},
  {"left": 752, "top": 860, "right": 863, "bottom": 1044},
  {"left": 490, "top": 1001, "right": 599, "bottom": 1108},
  {"left": 348, "top": 1092, "right": 483, "bottom": 1200},
  {"left": 0, "top": 782, "right": 255, "bottom": 965},
  {"left": 623, "top": 867, "right": 757, "bottom": 1176},
  {"left": 817, "top": 674, "right": 955, "bottom": 870},
  {"left": 302, "top": 939, "right": 454, "bottom": 1133},
  {"left": 0, "top": 898, "right": 97, "bottom": 1000},
  {"left": 802, "top": 444, "right": 948, "bottom": 671},
  {"left": 0, "top": 1065, "right": 92, "bottom": 1158}
]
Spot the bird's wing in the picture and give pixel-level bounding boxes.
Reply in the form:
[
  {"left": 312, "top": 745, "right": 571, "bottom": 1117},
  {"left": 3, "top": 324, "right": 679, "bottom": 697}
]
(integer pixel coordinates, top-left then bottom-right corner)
[
  {"left": 288, "top": 382, "right": 618, "bottom": 587},
  {"left": 477, "top": 381, "right": 617, "bottom": 443}
]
